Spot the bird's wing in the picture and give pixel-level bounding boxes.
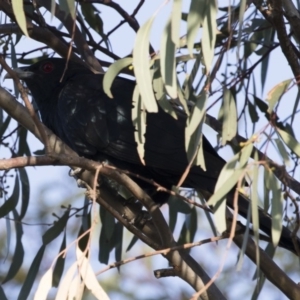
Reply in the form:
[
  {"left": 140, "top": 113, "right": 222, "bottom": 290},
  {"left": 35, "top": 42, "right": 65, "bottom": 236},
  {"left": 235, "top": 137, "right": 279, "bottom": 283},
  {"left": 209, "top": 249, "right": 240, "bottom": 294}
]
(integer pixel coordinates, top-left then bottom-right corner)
[
  {"left": 56, "top": 74, "right": 141, "bottom": 163},
  {"left": 57, "top": 73, "right": 224, "bottom": 190}
]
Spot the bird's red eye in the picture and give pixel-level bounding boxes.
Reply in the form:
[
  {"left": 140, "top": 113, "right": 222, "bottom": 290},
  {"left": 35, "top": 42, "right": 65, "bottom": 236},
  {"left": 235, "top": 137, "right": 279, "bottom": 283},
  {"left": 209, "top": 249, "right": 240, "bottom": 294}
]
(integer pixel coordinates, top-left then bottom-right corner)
[{"left": 42, "top": 62, "right": 54, "bottom": 73}]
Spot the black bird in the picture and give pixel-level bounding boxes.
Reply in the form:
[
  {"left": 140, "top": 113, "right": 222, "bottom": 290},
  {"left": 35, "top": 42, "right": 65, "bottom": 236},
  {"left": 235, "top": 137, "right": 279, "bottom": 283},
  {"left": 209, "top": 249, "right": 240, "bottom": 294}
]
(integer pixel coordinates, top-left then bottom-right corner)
[
  {"left": 9, "top": 58, "right": 223, "bottom": 203},
  {"left": 7, "top": 58, "right": 300, "bottom": 254}
]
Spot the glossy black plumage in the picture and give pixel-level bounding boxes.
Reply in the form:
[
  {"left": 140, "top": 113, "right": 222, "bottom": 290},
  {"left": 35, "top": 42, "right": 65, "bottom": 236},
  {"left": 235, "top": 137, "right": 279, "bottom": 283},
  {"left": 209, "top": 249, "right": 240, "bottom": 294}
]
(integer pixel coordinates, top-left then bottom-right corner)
[
  {"left": 15, "top": 58, "right": 224, "bottom": 203},
  {"left": 9, "top": 58, "right": 300, "bottom": 254}
]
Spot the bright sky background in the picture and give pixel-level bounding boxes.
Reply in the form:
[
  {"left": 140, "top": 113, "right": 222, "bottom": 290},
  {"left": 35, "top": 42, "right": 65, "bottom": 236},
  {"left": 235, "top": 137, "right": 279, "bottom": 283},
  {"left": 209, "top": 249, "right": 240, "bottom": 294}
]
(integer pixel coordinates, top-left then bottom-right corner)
[{"left": 1, "top": 1, "right": 298, "bottom": 299}]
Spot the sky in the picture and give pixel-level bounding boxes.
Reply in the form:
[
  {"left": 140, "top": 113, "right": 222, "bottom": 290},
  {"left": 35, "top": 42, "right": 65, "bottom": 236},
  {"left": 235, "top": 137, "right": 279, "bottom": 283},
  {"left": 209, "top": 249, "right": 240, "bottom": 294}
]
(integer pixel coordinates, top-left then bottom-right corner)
[{"left": 0, "top": 1, "right": 298, "bottom": 299}]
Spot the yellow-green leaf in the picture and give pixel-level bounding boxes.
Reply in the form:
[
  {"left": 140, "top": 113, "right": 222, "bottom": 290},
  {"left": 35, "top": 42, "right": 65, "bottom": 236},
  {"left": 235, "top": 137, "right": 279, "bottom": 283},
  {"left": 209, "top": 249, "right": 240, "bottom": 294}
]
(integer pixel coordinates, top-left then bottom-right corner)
[
  {"left": 202, "top": 0, "right": 217, "bottom": 72},
  {"left": 207, "top": 143, "right": 253, "bottom": 233},
  {"left": 103, "top": 57, "right": 133, "bottom": 98},
  {"left": 266, "top": 79, "right": 292, "bottom": 113},
  {"left": 12, "top": 0, "right": 29, "bottom": 36},
  {"left": 187, "top": 0, "right": 206, "bottom": 56},
  {"left": 221, "top": 89, "right": 237, "bottom": 145},
  {"left": 268, "top": 169, "right": 283, "bottom": 247},
  {"left": 132, "top": 85, "right": 146, "bottom": 165},
  {"left": 160, "top": 18, "right": 177, "bottom": 99},
  {"left": 133, "top": 10, "right": 161, "bottom": 112},
  {"left": 277, "top": 127, "right": 300, "bottom": 157}
]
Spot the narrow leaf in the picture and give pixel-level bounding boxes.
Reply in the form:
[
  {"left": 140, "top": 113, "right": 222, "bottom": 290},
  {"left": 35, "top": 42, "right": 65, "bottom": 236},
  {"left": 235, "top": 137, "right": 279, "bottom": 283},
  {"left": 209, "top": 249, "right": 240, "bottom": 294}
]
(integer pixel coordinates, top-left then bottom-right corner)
[
  {"left": 274, "top": 138, "right": 290, "bottom": 166},
  {"left": 132, "top": 85, "right": 146, "bottom": 165},
  {"left": 103, "top": 57, "right": 133, "bottom": 98},
  {"left": 2, "top": 209, "right": 24, "bottom": 283},
  {"left": 52, "top": 232, "right": 67, "bottom": 287},
  {"left": 11, "top": 0, "right": 29, "bottom": 36},
  {"left": 18, "top": 245, "right": 46, "bottom": 300},
  {"left": 33, "top": 269, "right": 53, "bottom": 300},
  {"left": 277, "top": 127, "right": 300, "bottom": 157},
  {"left": 251, "top": 151, "right": 260, "bottom": 274},
  {"left": 187, "top": 0, "right": 206, "bottom": 55},
  {"left": 59, "top": 0, "right": 75, "bottom": 19},
  {"left": 160, "top": 18, "right": 177, "bottom": 98},
  {"left": 18, "top": 168, "right": 30, "bottom": 220},
  {"left": 42, "top": 210, "right": 70, "bottom": 245},
  {"left": 55, "top": 261, "right": 78, "bottom": 300},
  {"left": 266, "top": 79, "right": 292, "bottom": 113},
  {"left": 207, "top": 143, "right": 253, "bottom": 233},
  {"left": 201, "top": 0, "right": 217, "bottom": 72},
  {"left": 76, "top": 248, "right": 110, "bottom": 300},
  {"left": 269, "top": 170, "right": 283, "bottom": 247},
  {"left": 171, "top": 0, "right": 182, "bottom": 46},
  {"left": 221, "top": 89, "right": 237, "bottom": 145},
  {"left": 0, "top": 174, "right": 19, "bottom": 218},
  {"left": 133, "top": 8, "right": 161, "bottom": 112}
]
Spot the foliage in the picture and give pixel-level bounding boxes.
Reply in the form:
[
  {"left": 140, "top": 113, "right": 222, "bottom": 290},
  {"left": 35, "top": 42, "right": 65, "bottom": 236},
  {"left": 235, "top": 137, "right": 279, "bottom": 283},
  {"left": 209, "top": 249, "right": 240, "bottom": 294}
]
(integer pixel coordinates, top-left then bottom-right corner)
[{"left": 0, "top": 0, "right": 300, "bottom": 299}]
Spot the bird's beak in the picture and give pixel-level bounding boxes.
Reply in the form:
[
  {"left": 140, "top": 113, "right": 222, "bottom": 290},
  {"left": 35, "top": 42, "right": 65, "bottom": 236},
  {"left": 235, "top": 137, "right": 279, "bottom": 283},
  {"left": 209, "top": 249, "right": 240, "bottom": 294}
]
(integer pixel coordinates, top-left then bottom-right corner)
[{"left": 4, "top": 68, "right": 34, "bottom": 80}]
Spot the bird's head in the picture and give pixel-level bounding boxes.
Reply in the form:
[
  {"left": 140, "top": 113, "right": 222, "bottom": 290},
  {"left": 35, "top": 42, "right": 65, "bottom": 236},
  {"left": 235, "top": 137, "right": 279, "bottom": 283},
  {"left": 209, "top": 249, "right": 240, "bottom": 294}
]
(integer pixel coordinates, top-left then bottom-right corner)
[{"left": 5, "top": 58, "right": 92, "bottom": 106}]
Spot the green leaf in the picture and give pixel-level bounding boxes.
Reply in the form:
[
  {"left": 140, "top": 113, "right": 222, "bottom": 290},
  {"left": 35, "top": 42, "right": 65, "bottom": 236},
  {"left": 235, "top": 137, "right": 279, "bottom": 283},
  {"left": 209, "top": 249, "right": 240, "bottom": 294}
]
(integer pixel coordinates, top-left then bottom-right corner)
[
  {"left": 18, "top": 168, "right": 30, "bottom": 220},
  {"left": 237, "top": 0, "right": 247, "bottom": 51},
  {"left": 187, "top": 0, "right": 206, "bottom": 55},
  {"left": 133, "top": 10, "right": 159, "bottom": 112},
  {"left": 51, "top": 0, "right": 56, "bottom": 18},
  {"left": 274, "top": 138, "right": 290, "bottom": 166},
  {"left": 103, "top": 208, "right": 115, "bottom": 240},
  {"left": 52, "top": 232, "right": 67, "bottom": 287},
  {"left": 221, "top": 89, "right": 237, "bottom": 145},
  {"left": 244, "top": 30, "right": 264, "bottom": 59},
  {"left": 2, "top": 209, "right": 24, "bottom": 284},
  {"left": 59, "top": 0, "right": 75, "bottom": 19},
  {"left": 0, "top": 116, "right": 11, "bottom": 140},
  {"left": 18, "top": 127, "right": 31, "bottom": 156},
  {"left": 186, "top": 207, "right": 197, "bottom": 242},
  {"left": 263, "top": 167, "right": 271, "bottom": 212},
  {"left": 185, "top": 91, "right": 208, "bottom": 169},
  {"left": 152, "top": 64, "right": 177, "bottom": 119},
  {"left": 78, "top": 199, "right": 91, "bottom": 253},
  {"left": 42, "top": 210, "right": 70, "bottom": 245},
  {"left": 260, "top": 29, "right": 274, "bottom": 91},
  {"left": 0, "top": 174, "right": 19, "bottom": 218},
  {"left": 18, "top": 245, "right": 46, "bottom": 300},
  {"left": 237, "top": 207, "right": 251, "bottom": 270},
  {"left": 248, "top": 101, "right": 259, "bottom": 123},
  {"left": 168, "top": 198, "right": 178, "bottom": 233},
  {"left": 99, "top": 226, "right": 110, "bottom": 264},
  {"left": 251, "top": 151, "right": 260, "bottom": 269},
  {"left": 160, "top": 17, "right": 177, "bottom": 99},
  {"left": 34, "top": 268, "right": 53, "bottom": 300},
  {"left": 55, "top": 261, "right": 78, "bottom": 298},
  {"left": 103, "top": 57, "right": 133, "bottom": 98},
  {"left": 113, "top": 222, "right": 123, "bottom": 264},
  {"left": 253, "top": 95, "right": 268, "bottom": 114},
  {"left": 76, "top": 248, "right": 110, "bottom": 300},
  {"left": 99, "top": 207, "right": 114, "bottom": 264},
  {"left": 269, "top": 170, "right": 283, "bottom": 247},
  {"left": 81, "top": 3, "right": 106, "bottom": 38},
  {"left": 132, "top": 85, "right": 146, "bottom": 165},
  {"left": 11, "top": 0, "right": 29, "bottom": 36},
  {"left": 177, "top": 221, "right": 187, "bottom": 245},
  {"left": 207, "top": 143, "right": 253, "bottom": 233},
  {"left": 266, "top": 79, "right": 292, "bottom": 113},
  {"left": 168, "top": 193, "right": 192, "bottom": 214},
  {"left": 126, "top": 235, "right": 138, "bottom": 252},
  {"left": 276, "top": 127, "right": 300, "bottom": 157},
  {"left": 171, "top": 0, "right": 182, "bottom": 46},
  {"left": 201, "top": 0, "right": 217, "bottom": 72}
]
